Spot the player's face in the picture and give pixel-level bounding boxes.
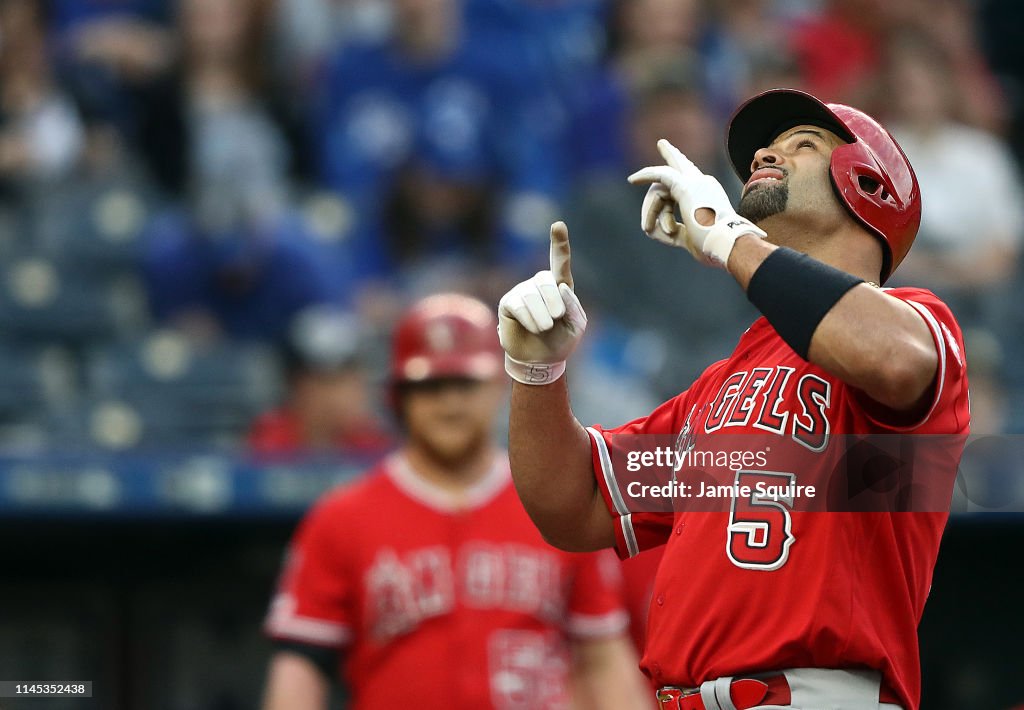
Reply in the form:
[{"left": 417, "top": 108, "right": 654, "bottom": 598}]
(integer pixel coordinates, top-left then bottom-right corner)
[
  {"left": 737, "top": 125, "right": 845, "bottom": 228},
  {"left": 401, "top": 378, "right": 504, "bottom": 467},
  {"left": 294, "top": 368, "right": 370, "bottom": 431}
]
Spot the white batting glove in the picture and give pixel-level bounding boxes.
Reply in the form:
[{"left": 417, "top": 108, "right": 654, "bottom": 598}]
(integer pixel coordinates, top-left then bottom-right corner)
[
  {"left": 629, "top": 139, "right": 766, "bottom": 267},
  {"left": 638, "top": 182, "right": 704, "bottom": 262},
  {"left": 498, "top": 222, "right": 587, "bottom": 385}
]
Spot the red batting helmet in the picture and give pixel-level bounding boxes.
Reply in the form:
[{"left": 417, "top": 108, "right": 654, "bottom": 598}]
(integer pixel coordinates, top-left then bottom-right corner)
[
  {"left": 726, "top": 88, "right": 921, "bottom": 283},
  {"left": 391, "top": 293, "right": 503, "bottom": 384}
]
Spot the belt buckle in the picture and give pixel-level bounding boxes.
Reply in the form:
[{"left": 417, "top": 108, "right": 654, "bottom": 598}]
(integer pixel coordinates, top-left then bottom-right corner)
[{"left": 656, "top": 686, "right": 700, "bottom": 710}]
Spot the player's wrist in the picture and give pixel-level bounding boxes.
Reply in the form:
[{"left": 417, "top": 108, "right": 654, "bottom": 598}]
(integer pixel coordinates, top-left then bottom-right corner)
[
  {"left": 703, "top": 216, "right": 766, "bottom": 267},
  {"left": 504, "top": 354, "right": 566, "bottom": 385}
]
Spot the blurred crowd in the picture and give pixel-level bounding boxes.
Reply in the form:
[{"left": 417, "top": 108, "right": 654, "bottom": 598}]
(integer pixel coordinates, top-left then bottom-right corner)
[{"left": 1, "top": 0, "right": 1023, "bottom": 455}]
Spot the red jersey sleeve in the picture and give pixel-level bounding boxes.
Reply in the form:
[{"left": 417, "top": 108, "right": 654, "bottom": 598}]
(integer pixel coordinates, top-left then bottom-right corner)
[
  {"left": 563, "top": 549, "right": 629, "bottom": 640},
  {"left": 264, "top": 493, "right": 354, "bottom": 648},
  {"left": 587, "top": 393, "right": 692, "bottom": 560},
  {"left": 852, "top": 287, "right": 970, "bottom": 434}
]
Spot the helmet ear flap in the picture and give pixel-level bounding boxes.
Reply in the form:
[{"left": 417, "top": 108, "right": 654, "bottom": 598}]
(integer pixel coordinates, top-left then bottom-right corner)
[
  {"left": 829, "top": 142, "right": 896, "bottom": 281},
  {"left": 832, "top": 141, "right": 898, "bottom": 207},
  {"left": 825, "top": 108, "right": 921, "bottom": 283}
]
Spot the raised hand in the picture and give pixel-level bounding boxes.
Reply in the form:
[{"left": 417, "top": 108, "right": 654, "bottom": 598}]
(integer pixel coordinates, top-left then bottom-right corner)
[
  {"left": 497, "top": 222, "right": 588, "bottom": 385},
  {"left": 629, "top": 139, "right": 766, "bottom": 268}
]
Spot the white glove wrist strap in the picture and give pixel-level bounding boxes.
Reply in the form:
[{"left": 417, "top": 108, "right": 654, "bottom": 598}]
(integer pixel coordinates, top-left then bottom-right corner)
[
  {"left": 703, "top": 218, "right": 767, "bottom": 267},
  {"left": 504, "top": 354, "right": 566, "bottom": 386}
]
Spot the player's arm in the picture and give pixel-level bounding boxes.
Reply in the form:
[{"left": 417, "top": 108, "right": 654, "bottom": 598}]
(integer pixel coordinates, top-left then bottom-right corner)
[
  {"left": 510, "top": 378, "right": 615, "bottom": 551},
  {"left": 727, "top": 235, "right": 936, "bottom": 411},
  {"left": 570, "top": 636, "right": 652, "bottom": 710},
  {"left": 501, "top": 223, "right": 616, "bottom": 552},
  {"left": 262, "top": 498, "right": 352, "bottom": 710},
  {"left": 261, "top": 649, "right": 331, "bottom": 710},
  {"left": 629, "top": 140, "right": 936, "bottom": 413}
]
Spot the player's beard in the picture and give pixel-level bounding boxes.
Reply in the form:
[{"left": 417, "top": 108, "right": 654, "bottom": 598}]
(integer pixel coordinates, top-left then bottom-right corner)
[{"left": 737, "top": 181, "right": 789, "bottom": 224}]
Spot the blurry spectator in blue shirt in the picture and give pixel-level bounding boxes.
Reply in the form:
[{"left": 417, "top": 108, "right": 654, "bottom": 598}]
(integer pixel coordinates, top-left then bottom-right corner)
[
  {"left": 312, "top": 0, "right": 564, "bottom": 281},
  {"left": 467, "top": 0, "right": 608, "bottom": 76},
  {"left": 142, "top": 174, "right": 349, "bottom": 343},
  {"left": 592, "top": 0, "right": 706, "bottom": 183},
  {"left": 381, "top": 142, "right": 497, "bottom": 281},
  {"left": 50, "top": 0, "right": 168, "bottom": 33},
  {"left": 50, "top": 0, "right": 174, "bottom": 136},
  {"left": 465, "top": 0, "right": 623, "bottom": 178},
  {"left": 699, "top": 0, "right": 795, "bottom": 120},
  {"left": 0, "top": 0, "right": 85, "bottom": 196}
]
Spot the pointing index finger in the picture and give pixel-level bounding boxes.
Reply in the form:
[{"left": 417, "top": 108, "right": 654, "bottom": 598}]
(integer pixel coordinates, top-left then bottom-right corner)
[
  {"left": 549, "top": 221, "right": 573, "bottom": 290},
  {"left": 657, "top": 139, "right": 701, "bottom": 177}
]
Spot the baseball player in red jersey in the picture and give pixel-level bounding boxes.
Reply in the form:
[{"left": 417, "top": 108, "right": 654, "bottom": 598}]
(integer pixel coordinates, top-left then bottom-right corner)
[
  {"left": 260, "top": 293, "right": 650, "bottom": 710},
  {"left": 497, "top": 89, "right": 970, "bottom": 710}
]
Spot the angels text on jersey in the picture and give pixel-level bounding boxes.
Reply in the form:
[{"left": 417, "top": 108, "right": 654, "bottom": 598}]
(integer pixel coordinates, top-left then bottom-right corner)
[{"left": 366, "top": 542, "right": 567, "bottom": 641}]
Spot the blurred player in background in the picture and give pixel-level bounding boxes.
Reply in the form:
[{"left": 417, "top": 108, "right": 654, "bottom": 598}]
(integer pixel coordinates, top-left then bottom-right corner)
[
  {"left": 498, "top": 88, "right": 969, "bottom": 709},
  {"left": 247, "top": 307, "right": 393, "bottom": 458},
  {"left": 261, "top": 293, "right": 648, "bottom": 710}
]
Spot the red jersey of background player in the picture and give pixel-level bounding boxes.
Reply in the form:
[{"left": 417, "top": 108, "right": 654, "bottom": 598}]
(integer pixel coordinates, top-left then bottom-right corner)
[
  {"left": 248, "top": 407, "right": 393, "bottom": 458},
  {"left": 588, "top": 287, "right": 969, "bottom": 710},
  {"left": 265, "top": 451, "right": 629, "bottom": 709}
]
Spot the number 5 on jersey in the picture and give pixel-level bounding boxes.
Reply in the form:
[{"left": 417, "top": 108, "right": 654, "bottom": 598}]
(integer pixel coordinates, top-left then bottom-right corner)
[{"left": 727, "top": 471, "right": 796, "bottom": 571}]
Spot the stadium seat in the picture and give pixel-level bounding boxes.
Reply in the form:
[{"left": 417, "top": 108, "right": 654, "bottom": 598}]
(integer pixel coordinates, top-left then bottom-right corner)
[
  {"left": 81, "top": 332, "right": 284, "bottom": 448},
  {"left": 16, "top": 178, "right": 152, "bottom": 275},
  {"left": 0, "top": 253, "right": 149, "bottom": 345},
  {"left": 0, "top": 343, "right": 78, "bottom": 449}
]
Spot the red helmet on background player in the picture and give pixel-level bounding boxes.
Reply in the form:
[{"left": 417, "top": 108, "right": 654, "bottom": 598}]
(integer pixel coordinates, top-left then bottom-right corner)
[
  {"left": 726, "top": 88, "right": 921, "bottom": 283},
  {"left": 391, "top": 293, "right": 503, "bottom": 384}
]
